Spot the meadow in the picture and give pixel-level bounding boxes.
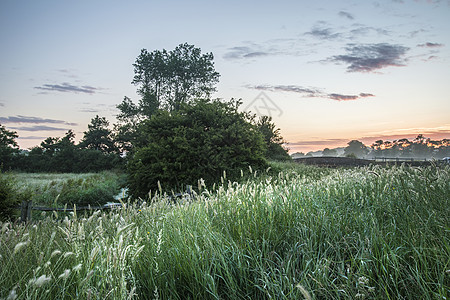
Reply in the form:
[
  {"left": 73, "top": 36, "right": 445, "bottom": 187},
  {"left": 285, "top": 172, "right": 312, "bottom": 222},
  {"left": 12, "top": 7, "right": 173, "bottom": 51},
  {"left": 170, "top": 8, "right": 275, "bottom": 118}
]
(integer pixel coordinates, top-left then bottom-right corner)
[
  {"left": 12, "top": 172, "right": 125, "bottom": 208},
  {"left": 0, "top": 162, "right": 448, "bottom": 299}
]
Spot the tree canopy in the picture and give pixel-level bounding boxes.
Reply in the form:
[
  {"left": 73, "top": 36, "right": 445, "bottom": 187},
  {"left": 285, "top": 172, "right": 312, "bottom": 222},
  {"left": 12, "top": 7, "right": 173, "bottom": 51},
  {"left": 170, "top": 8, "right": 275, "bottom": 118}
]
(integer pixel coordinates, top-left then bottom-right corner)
[
  {"left": 0, "top": 124, "right": 19, "bottom": 169},
  {"left": 79, "top": 115, "right": 116, "bottom": 153},
  {"left": 344, "top": 140, "right": 369, "bottom": 158},
  {"left": 132, "top": 43, "right": 220, "bottom": 112},
  {"left": 127, "top": 99, "right": 267, "bottom": 199},
  {"left": 322, "top": 148, "right": 337, "bottom": 156},
  {"left": 255, "top": 116, "right": 290, "bottom": 161}
]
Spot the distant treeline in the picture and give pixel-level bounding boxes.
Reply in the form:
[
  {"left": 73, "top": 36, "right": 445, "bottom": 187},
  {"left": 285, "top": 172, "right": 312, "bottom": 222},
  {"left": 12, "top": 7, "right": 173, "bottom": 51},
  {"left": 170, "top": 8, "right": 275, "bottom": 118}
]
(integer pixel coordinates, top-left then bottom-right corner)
[
  {"left": 292, "top": 135, "right": 450, "bottom": 159},
  {"left": 369, "top": 135, "right": 449, "bottom": 158},
  {"left": 1, "top": 118, "right": 124, "bottom": 172}
]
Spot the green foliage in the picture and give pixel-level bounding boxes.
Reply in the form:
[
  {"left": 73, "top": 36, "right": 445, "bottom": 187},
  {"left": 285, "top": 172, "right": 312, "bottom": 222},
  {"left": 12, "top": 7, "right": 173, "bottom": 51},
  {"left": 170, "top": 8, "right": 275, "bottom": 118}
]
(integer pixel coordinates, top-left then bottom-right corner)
[
  {"left": 132, "top": 43, "right": 220, "bottom": 111},
  {"left": 14, "top": 131, "right": 123, "bottom": 173},
  {"left": 255, "top": 116, "right": 291, "bottom": 161},
  {"left": 322, "top": 147, "right": 337, "bottom": 156},
  {"left": 79, "top": 115, "right": 116, "bottom": 153},
  {"left": 1, "top": 164, "right": 448, "bottom": 299},
  {"left": 115, "top": 43, "right": 221, "bottom": 153},
  {"left": 0, "top": 124, "right": 19, "bottom": 170},
  {"left": 345, "top": 152, "right": 357, "bottom": 158},
  {"left": 16, "top": 172, "right": 123, "bottom": 207},
  {"left": 344, "top": 139, "right": 369, "bottom": 158},
  {"left": 0, "top": 172, "right": 18, "bottom": 220},
  {"left": 370, "top": 135, "right": 450, "bottom": 159},
  {"left": 114, "top": 96, "right": 143, "bottom": 153},
  {"left": 128, "top": 99, "right": 268, "bottom": 198}
]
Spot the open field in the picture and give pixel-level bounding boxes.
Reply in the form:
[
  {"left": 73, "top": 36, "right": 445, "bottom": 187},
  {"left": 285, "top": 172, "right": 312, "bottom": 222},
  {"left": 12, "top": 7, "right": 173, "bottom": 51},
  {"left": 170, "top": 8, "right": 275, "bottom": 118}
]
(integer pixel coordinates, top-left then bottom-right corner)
[
  {"left": 0, "top": 163, "right": 449, "bottom": 299},
  {"left": 11, "top": 171, "right": 125, "bottom": 208}
]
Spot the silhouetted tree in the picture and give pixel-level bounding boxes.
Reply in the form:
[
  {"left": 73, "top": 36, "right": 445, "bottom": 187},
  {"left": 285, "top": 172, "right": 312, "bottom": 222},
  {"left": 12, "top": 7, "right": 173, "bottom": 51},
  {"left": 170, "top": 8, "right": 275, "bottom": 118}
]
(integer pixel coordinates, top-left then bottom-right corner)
[
  {"left": 344, "top": 140, "right": 368, "bottom": 158},
  {"left": 132, "top": 43, "right": 220, "bottom": 111},
  {"left": 291, "top": 152, "right": 305, "bottom": 158},
  {"left": 80, "top": 115, "right": 116, "bottom": 153},
  {"left": 115, "top": 43, "right": 220, "bottom": 153},
  {"left": 322, "top": 148, "right": 337, "bottom": 156},
  {"left": 0, "top": 124, "right": 19, "bottom": 169},
  {"left": 255, "top": 116, "right": 290, "bottom": 161}
]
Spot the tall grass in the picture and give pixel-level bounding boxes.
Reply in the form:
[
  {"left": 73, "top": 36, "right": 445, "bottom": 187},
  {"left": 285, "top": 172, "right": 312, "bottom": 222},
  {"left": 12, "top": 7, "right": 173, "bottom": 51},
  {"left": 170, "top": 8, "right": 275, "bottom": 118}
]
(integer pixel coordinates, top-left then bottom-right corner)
[
  {"left": 12, "top": 171, "right": 125, "bottom": 207},
  {"left": 0, "top": 163, "right": 448, "bottom": 299}
]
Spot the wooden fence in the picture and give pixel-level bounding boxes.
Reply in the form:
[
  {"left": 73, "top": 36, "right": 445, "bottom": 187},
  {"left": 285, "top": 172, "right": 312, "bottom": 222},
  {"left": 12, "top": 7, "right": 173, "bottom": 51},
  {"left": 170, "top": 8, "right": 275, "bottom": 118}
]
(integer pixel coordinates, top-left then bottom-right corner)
[
  {"left": 19, "top": 185, "right": 194, "bottom": 222},
  {"left": 20, "top": 200, "right": 122, "bottom": 222}
]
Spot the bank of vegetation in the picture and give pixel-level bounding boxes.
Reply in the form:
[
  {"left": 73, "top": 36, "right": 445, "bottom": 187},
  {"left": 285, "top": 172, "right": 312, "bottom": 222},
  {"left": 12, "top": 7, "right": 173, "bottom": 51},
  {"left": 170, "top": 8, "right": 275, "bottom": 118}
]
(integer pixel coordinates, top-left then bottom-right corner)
[{"left": 0, "top": 163, "right": 449, "bottom": 299}]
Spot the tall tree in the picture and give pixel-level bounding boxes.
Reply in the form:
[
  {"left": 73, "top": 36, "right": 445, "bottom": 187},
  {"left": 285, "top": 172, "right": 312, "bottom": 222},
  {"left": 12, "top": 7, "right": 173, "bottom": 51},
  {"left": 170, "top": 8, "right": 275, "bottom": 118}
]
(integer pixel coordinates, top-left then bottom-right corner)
[
  {"left": 80, "top": 115, "right": 115, "bottom": 153},
  {"left": 344, "top": 140, "right": 369, "bottom": 158},
  {"left": 255, "top": 116, "right": 290, "bottom": 161},
  {"left": 132, "top": 43, "right": 220, "bottom": 111},
  {"left": 116, "top": 43, "right": 221, "bottom": 152},
  {"left": 0, "top": 124, "right": 19, "bottom": 169},
  {"left": 114, "top": 97, "right": 141, "bottom": 153}
]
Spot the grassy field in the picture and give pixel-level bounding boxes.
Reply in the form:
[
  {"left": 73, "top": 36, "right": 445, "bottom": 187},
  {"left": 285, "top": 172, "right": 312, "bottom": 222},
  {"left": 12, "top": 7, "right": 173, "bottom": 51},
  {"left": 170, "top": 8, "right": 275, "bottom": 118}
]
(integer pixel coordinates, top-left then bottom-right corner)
[
  {"left": 0, "top": 163, "right": 449, "bottom": 299},
  {"left": 12, "top": 171, "right": 125, "bottom": 208}
]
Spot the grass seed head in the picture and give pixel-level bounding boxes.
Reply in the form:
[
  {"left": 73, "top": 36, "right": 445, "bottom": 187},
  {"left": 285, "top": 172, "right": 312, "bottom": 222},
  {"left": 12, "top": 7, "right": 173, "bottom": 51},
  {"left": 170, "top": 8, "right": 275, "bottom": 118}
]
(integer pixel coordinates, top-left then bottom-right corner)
[
  {"left": 58, "top": 269, "right": 71, "bottom": 280},
  {"left": 13, "top": 240, "right": 30, "bottom": 255},
  {"left": 63, "top": 251, "right": 74, "bottom": 258},
  {"left": 51, "top": 250, "right": 62, "bottom": 258},
  {"left": 72, "top": 263, "right": 82, "bottom": 272},
  {"left": 6, "top": 288, "right": 17, "bottom": 300},
  {"left": 296, "top": 284, "right": 311, "bottom": 300},
  {"left": 33, "top": 274, "right": 52, "bottom": 287}
]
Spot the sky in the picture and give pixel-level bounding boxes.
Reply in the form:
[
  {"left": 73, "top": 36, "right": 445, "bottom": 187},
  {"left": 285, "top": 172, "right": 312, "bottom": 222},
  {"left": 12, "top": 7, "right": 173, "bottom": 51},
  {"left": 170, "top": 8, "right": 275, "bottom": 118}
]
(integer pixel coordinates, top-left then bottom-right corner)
[{"left": 1, "top": 0, "right": 449, "bottom": 153}]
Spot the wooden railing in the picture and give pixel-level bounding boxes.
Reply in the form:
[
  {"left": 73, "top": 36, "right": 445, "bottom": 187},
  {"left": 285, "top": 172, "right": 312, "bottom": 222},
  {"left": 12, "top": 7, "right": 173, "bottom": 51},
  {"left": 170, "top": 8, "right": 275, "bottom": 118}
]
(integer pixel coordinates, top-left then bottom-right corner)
[
  {"left": 19, "top": 185, "right": 194, "bottom": 222},
  {"left": 20, "top": 200, "right": 123, "bottom": 222}
]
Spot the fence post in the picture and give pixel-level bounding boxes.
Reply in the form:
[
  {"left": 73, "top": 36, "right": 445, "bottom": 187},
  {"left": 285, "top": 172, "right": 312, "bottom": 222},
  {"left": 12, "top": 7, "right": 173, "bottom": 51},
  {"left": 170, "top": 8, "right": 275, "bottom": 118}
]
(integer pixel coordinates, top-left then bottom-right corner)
[{"left": 20, "top": 200, "right": 32, "bottom": 222}]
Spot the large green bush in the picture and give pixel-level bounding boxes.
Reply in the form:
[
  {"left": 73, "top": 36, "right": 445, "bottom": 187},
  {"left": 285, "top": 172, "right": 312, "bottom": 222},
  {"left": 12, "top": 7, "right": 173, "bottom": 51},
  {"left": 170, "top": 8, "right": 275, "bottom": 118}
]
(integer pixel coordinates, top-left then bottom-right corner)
[{"left": 128, "top": 99, "right": 268, "bottom": 198}]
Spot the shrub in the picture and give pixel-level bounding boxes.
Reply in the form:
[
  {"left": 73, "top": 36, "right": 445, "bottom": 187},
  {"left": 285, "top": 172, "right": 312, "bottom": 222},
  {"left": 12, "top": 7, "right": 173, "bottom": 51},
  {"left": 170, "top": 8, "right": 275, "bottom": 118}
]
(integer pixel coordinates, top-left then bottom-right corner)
[{"left": 128, "top": 99, "right": 268, "bottom": 198}]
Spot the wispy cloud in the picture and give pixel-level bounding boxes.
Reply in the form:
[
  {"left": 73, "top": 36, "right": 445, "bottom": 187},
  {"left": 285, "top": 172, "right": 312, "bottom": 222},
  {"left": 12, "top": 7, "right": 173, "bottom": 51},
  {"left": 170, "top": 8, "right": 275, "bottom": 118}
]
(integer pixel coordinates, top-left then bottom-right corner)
[
  {"left": 349, "top": 25, "right": 390, "bottom": 38},
  {"left": 9, "top": 125, "right": 68, "bottom": 132},
  {"left": 417, "top": 42, "right": 444, "bottom": 48},
  {"left": 35, "top": 82, "right": 100, "bottom": 94},
  {"left": 79, "top": 108, "right": 101, "bottom": 113},
  {"left": 223, "top": 45, "right": 274, "bottom": 60},
  {"left": 248, "top": 85, "right": 321, "bottom": 97},
  {"left": 18, "top": 136, "right": 51, "bottom": 140},
  {"left": 328, "top": 93, "right": 374, "bottom": 101},
  {"left": 338, "top": 11, "right": 354, "bottom": 20},
  {"left": 222, "top": 39, "right": 312, "bottom": 61},
  {"left": 246, "top": 84, "right": 375, "bottom": 101},
  {"left": 305, "top": 27, "right": 341, "bottom": 40},
  {"left": 57, "top": 69, "right": 79, "bottom": 78},
  {"left": 78, "top": 102, "right": 117, "bottom": 114},
  {"left": 0, "top": 115, "right": 77, "bottom": 126},
  {"left": 329, "top": 43, "right": 409, "bottom": 72}
]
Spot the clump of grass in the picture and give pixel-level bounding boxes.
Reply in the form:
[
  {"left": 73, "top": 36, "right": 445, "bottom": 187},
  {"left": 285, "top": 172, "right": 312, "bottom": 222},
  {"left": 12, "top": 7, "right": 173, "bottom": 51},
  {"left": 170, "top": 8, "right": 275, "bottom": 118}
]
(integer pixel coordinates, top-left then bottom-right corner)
[{"left": 1, "top": 163, "right": 449, "bottom": 299}]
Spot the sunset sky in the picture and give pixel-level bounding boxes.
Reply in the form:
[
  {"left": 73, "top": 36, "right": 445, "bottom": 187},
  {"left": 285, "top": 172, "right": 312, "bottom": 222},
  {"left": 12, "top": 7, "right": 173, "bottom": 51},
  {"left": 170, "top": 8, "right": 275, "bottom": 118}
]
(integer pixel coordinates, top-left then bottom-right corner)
[{"left": 1, "top": 0, "right": 449, "bottom": 153}]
